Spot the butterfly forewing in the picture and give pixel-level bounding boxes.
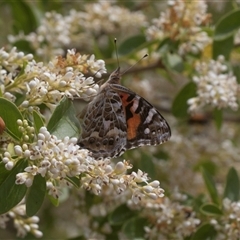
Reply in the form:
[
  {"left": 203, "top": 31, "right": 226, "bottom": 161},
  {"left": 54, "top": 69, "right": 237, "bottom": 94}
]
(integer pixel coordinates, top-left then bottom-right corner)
[{"left": 113, "top": 85, "right": 171, "bottom": 150}]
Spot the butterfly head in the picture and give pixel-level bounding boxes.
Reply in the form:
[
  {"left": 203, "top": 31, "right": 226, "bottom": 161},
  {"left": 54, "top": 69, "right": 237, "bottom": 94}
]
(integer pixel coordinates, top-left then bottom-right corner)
[{"left": 107, "top": 67, "right": 121, "bottom": 84}]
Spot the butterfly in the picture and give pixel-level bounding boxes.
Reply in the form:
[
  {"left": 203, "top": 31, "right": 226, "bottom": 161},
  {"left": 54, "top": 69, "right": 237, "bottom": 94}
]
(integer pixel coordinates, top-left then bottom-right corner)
[{"left": 78, "top": 67, "right": 171, "bottom": 159}]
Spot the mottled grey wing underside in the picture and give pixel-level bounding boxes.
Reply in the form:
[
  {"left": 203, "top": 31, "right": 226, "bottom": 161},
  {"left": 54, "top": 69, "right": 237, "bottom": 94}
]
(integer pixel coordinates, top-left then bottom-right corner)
[{"left": 78, "top": 88, "right": 127, "bottom": 159}]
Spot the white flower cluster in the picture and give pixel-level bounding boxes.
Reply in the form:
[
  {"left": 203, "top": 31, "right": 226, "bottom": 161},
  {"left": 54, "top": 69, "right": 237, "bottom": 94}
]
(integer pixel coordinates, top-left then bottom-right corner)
[
  {"left": 0, "top": 203, "right": 42, "bottom": 238},
  {"left": 0, "top": 47, "right": 105, "bottom": 109},
  {"left": 3, "top": 125, "right": 165, "bottom": 202},
  {"left": 0, "top": 47, "right": 33, "bottom": 102},
  {"left": 146, "top": 0, "right": 211, "bottom": 55},
  {"left": 80, "top": 2, "right": 146, "bottom": 35},
  {"left": 82, "top": 159, "right": 164, "bottom": 204},
  {"left": 9, "top": 2, "right": 146, "bottom": 60},
  {"left": 136, "top": 191, "right": 201, "bottom": 239},
  {"left": 7, "top": 126, "right": 91, "bottom": 193},
  {"left": 210, "top": 198, "right": 240, "bottom": 240},
  {"left": 188, "top": 56, "right": 239, "bottom": 112}
]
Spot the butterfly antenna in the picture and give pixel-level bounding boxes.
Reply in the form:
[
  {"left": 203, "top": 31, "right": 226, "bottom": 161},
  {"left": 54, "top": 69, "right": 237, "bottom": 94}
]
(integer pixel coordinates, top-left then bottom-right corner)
[
  {"left": 114, "top": 38, "right": 120, "bottom": 68},
  {"left": 121, "top": 53, "right": 148, "bottom": 75},
  {"left": 114, "top": 38, "right": 148, "bottom": 74}
]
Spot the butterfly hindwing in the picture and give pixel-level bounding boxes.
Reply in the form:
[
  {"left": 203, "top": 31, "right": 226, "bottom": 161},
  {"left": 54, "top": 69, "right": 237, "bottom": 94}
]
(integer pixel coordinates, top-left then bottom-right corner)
[{"left": 78, "top": 84, "right": 127, "bottom": 159}]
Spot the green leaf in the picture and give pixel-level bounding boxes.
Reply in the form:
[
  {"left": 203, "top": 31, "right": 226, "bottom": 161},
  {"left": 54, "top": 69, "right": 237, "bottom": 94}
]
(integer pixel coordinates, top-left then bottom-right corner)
[
  {"left": 172, "top": 82, "right": 196, "bottom": 118},
  {"left": 201, "top": 203, "right": 223, "bottom": 216},
  {"left": 13, "top": 40, "right": 33, "bottom": 55},
  {"left": 58, "top": 187, "right": 70, "bottom": 203},
  {"left": 192, "top": 193, "right": 206, "bottom": 212},
  {"left": 47, "top": 98, "right": 80, "bottom": 139},
  {"left": 163, "top": 53, "right": 184, "bottom": 72},
  {"left": 33, "top": 110, "right": 45, "bottom": 134},
  {"left": 0, "top": 159, "right": 28, "bottom": 214},
  {"left": 233, "top": 65, "right": 240, "bottom": 84},
  {"left": 214, "top": 9, "right": 240, "bottom": 41},
  {"left": 212, "top": 36, "right": 233, "bottom": 60},
  {"left": 0, "top": 97, "right": 23, "bottom": 140},
  {"left": 122, "top": 217, "right": 148, "bottom": 239},
  {"left": 0, "top": 162, "right": 11, "bottom": 186},
  {"left": 191, "top": 223, "right": 217, "bottom": 240},
  {"left": 138, "top": 152, "right": 155, "bottom": 179},
  {"left": 223, "top": 167, "right": 240, "bottom": 201},
  {"left": 106, "top": 233, "right": 120, "bottom": 240},
  {"left": 157, "top": 38, "right": 179, "bottom": 54},
  {"left": 14, "top": 93, "right": 27, "bottom": 107},
  {"left": 153, "top": 150, "right": 169, "bottom": 161},
  {"left": 201, "top": 168, "right": 219, "bottom": 205},
  {"left": 157, "top": 38, "right": 172, "bottom": 53},
  {"left": 26, "top": 174, "right": 46, "bottom": 216},
  {"left": 66, "top": 176, "right": 80, "bottom": 188},
  {"left": 118, "top": 35, "right": 146, "bottom": 56},
  {"left": 84, "top": 191, "right": 102, "bottom": 210},
  {"left": 48, "top": 194, "right": 59, "bottom": 207},
  {"left": 212, "top": 108, "right": 222, "bottom": 130},
  {"left": 8, "top": 0, "right": 38, "bottom": 34},
  {"left": 109, "top": 204, "right": 135, "bottom": 226},
  {"left": 194, "top": 160, "right": 217, "bottom": 176}
]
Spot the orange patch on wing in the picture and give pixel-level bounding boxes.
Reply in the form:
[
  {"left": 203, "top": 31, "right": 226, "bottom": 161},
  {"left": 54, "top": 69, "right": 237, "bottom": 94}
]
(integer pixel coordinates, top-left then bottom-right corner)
[
  {"left": 127, "top": 113, "right": 141, "bottom": 140},
  {"left": 119, "top": 92, "right": 141, "bottom": 140},
  {"left": 119, "top": 92, "right": 129, "bottom": 104}
]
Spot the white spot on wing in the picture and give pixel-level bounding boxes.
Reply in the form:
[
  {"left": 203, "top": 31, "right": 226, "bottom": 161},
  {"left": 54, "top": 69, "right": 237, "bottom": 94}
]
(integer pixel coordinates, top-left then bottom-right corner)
[
  {"left": 131, "top": 99, "right": 140, "bottom": 112},
  {"left": 144, "top": 128, "right": 150, "bottom": 134},
  {"left": 144, "top": 108, "right": 156, "bottom": 124}
]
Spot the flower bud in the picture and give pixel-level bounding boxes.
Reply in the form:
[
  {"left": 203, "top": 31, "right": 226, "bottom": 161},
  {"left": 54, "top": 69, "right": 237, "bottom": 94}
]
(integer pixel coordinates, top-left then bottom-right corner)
[
  {"left": 14, "top": 145, "right": 23, "bottom": 156},
  {"left": 0, "top": 117, "right": 5, "bottom": 134}
]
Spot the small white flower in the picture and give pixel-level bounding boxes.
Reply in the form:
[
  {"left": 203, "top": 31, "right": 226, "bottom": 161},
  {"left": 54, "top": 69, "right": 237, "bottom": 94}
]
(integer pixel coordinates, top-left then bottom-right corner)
[
  {"left": 32, "top": 229, "right": 43, "bottom": 238},
  {"left": 5, "top": 161, "right": 14, "bottom": 170},
  {"left": 2, "top": 157, "right": 9, "bottom": 163},
  {"left": 114, "top": 162, "right": 125, "bottom": 174},
  {"left": 188, "top": 56, "right": 239, "bottom": 112},
  {"left": 146, "top": 0, "right": 211, "bottom": 56},
  {"left": 143, "top": 185, "right": 154, "bottom": 193},
  {"left": 14, "top": 145, "right": 23, "bottom": 156},
  {"left": 149, "top": 180, "right": 160, "bottom": 188}
]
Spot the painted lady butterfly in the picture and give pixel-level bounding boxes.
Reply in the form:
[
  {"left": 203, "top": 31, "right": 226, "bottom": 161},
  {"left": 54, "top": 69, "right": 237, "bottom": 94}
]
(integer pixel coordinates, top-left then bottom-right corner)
[{"left": 78, "top": 67, "right": 171, "bottom": 159}]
